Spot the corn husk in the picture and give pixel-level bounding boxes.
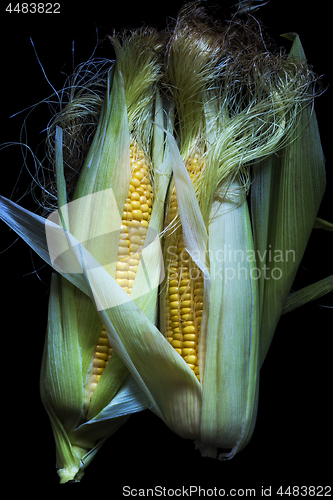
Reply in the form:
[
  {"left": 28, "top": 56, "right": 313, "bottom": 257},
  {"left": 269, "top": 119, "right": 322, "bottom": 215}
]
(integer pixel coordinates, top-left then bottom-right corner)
[
  {"left": 199, "top": 183, "right": 260, "bottom": 457},
  {"left": 250, "top": 34, "right": 328, "bottom": 365},
  {"left": 1, "top": 29, "right": 173, "bottom": 482},
  {"left": 40, "top": 272, "right": 148, "bottom": 483},
  {"left": 282, "top": 275, "right": 333, "bottom": 314}
]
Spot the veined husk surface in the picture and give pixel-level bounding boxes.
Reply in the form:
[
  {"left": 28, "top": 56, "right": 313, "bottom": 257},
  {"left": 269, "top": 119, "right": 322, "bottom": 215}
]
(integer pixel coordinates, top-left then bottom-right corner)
[{"left": 250, "top": 33, "right": 329, "bottom": 365}]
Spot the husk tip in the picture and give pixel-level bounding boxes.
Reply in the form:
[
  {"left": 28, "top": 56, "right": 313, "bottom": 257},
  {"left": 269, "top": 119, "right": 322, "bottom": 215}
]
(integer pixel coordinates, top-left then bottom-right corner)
[
  {"left": 280, "top": 32, "right": 298, "bottom": 41},
  {"left": 57, "top": 466, "right": 82, "bottom": 484},
  {"left": 194, "top": 440, "right": 218, "bottom": 459}
]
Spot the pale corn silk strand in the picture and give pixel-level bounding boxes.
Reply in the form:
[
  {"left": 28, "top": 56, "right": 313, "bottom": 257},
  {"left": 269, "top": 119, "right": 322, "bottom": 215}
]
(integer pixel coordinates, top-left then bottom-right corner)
[{"left": 91, "top": 142, "right": 153, "bottom": 397}]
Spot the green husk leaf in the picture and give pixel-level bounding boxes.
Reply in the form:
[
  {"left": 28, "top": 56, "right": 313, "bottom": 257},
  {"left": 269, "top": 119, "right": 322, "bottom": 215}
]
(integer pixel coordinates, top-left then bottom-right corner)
[
  {"left": 54, "top": 126, "right": 69, "bottom": 230},
  {"left": 67, "top": 375, "right": 151, "bottom": 482},
  {"left": 200, "top": 182, "right": 260, "bottom": 458},
  {"left": 165, "top": 130, "right": 209, "bottom": 278},
  {"left": 250, "top": 34, "right": 326, "bottom": 366},
  {"left": 71, "top": 376, "right": 150, "bottom": 454},
  {"left": 72, "top": 66, "right": 130, "bottom": 203},
  {"left": 282, "top": 275, "right": 333, "bottom": 314},
  {"left": 40, "top": 274, "right": 83, "bottom": 437},
  {"left": 39, "top": 273, "right": 147, "bottom": 484},
  {"left": 314, "top": 217, "right": 333, "bottom": 231}
]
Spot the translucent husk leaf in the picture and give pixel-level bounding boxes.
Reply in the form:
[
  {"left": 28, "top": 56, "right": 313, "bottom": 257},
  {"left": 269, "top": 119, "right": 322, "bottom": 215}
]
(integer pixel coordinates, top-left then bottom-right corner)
[
  {"left": 250, "top": 35, "right": 326, "bottom": 366},
  {"left": 164, "top": 129, "right": 209, "bottom": 277},
  {"left": 0, "top": 194, "right": 202, "bottom": 437},
  {"left": 199, "top": 181, "right": 260, "bottom": 459}
]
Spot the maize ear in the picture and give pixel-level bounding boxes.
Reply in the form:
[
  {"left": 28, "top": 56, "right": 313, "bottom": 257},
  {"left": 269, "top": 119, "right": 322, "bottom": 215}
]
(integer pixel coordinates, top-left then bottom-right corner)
[
  {"left": 91, "top": 327, "right": 113, "bottom": 395},
  {"left": 90, "top": 141, "right": 153, "bottom": 397},
  {"left": 40, "top": 29, "right": 165, "bottom": 481},
  {"left": 164, "top": 154, "right": 205, "bottom": 379}
]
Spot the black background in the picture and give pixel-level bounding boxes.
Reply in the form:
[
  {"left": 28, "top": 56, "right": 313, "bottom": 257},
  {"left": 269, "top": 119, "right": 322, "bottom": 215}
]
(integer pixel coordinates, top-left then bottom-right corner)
[{"left": 1, "top": 0, "right": 332, "bottom": 491}]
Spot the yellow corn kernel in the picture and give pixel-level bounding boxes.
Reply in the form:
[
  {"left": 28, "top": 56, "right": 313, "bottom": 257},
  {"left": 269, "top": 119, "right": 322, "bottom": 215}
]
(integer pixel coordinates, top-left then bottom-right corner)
[
  {"left": 184, "top": 355, "right": 198, "bottom": 365},
  {"left": 116, "top": 261, "right": 129, "bottom": 271},
  {"left": 95, "top": 352, "right": 108, "bottom": 361}
]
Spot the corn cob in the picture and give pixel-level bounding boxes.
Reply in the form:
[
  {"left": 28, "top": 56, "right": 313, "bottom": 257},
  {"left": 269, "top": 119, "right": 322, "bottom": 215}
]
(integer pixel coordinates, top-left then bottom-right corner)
[
  {"left": 91, "top": 327, "right": 113, "bottom": 393},
  {"left": 90, "top": 141, "right": 153, "bottom": 397},
  {"left": 164, "top": 153, "right": 204, "bottom": 380},
  {"left": 116, "top": 142, "right": 153, "bottom": 295}
]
